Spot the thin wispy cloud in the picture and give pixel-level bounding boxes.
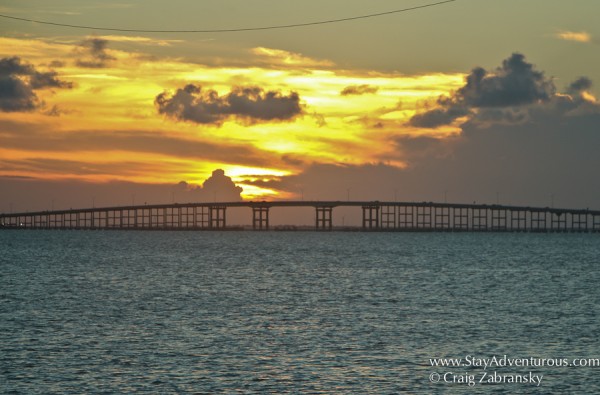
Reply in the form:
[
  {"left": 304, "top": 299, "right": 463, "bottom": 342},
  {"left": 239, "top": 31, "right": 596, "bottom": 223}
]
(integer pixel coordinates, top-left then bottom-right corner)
[
  {"left": 555, "top": 31, "right": 592, "bottom": 43},
  {"left": 74, "top": 38, "right": 116, "bottom": 68},
  {"left": 35, "top": 10, "right": 82, "bottom": 16},
  {"left": 95, "top": 35, "right": 183, "bottom": 47},
  {"left": 340, "top": 84, "right": 379, "bottom": 96}
]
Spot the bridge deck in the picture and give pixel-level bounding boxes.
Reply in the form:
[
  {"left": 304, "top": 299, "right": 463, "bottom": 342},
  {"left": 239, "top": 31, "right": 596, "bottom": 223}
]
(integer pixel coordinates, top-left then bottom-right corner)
[{"left": 1, "top": 201, "right": 599, "bottom": 232}]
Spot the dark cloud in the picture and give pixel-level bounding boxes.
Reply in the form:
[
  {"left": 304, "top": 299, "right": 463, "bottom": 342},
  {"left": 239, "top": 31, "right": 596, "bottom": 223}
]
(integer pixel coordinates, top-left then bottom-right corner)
[
  {"left": 155, "top": 84, "right": 303, "bottom": 126},
  {"left": 0, "top": 74, "right": 38, "bottom": 112},
  {"left": 281, "top": 154, "right": 305, "bottom": 167},
  {"left": 48, "top": 60, "right": 65, "bottom": 68},
  {"left": 0, "top": 56, "right": 72, "bottom": 112},
  {"left": 29, "top": 70, "right": 72, "bottom": 90},
  {"left": 568, "top": 77, "right": 592, "bottom": 94},
  {"left": 409, "top": 53, "right": 556, "bottom": 128},
  {"left": 458, "top": 54, "right": 554, "bottom": 108},
  {"left": 393, "top": 135, "right": 454, "bottom": 162},
  {"left": 0, "top": 57, "right": 32, "bottom": 75},
  {"left": 409, "top": 105, "right": 471, "bottom": 128},
  {"left": 340, "top": 84, "right": 379, "bottom": 96},
  {"left": 75, "top": 38, "right": 116, "bottom": 68}
]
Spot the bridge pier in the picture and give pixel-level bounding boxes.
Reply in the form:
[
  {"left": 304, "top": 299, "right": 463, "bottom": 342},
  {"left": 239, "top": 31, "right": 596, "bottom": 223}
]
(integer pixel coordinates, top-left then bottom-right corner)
[
  {"left": 362, "top": 205, "right": 380, "bottom": 230},
  {"left": 381, "top": 205, "right": 397, "bottom": 229},
  {"left": 571, "top": 213, "right": 588, "bottom": 232},
  {"left": 511, "top": 210, "right": 526, "bottom": 231},
  {"left": 530, "top": 211, "right": 547, "bottom": 232},
  {"left": 453, "top": 207, "right": 469, "bottom": 230},
  {"left": 492, "top": 208, "right": 507, "bottom": 231},
  {"left": 398, "top": 205, "right": 414, "bottom": 229},
  {"left": 472, "top": 207, "right": 487, "bottom": 231},
  {"left": 315, "top": 206, "right": 333, "bottom": 231},
  {"left": 197, "top": 206, "right": 210, "bottom": 228},
  {"left": 551, "top": 212, "right": 566, "bottom": 232},
  {"left": 210, "top": 206, "right": 227, "bottom": 229},
  {"left": 593, "top": 214, "right": 600, "bottom": 232},
  {"left": 416, "top": 206, "right": 432, "bottom": 229},
  {"left": 252, "top": 207, "right": 270, "bottom": 230},
  {"left": 435, "top": 206, "right": 450, "bottom": 230}
]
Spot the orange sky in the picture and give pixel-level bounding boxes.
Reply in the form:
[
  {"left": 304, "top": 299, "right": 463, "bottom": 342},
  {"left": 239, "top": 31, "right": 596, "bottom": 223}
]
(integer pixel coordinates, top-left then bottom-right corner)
[{"left": 0, "top": 36, "right": 464, "bottom": 199}]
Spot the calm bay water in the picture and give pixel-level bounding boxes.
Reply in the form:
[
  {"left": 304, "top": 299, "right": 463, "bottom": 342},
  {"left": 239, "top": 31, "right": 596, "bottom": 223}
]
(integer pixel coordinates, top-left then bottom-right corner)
[{"left": 1, "top": 230, "right": 600, "bottom": 393}]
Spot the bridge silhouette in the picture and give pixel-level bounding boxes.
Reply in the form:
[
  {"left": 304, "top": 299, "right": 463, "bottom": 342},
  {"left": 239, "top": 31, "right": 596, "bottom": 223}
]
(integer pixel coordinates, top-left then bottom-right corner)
[{"left": 2, "top": 201, "right": 600, "bottom": 232}]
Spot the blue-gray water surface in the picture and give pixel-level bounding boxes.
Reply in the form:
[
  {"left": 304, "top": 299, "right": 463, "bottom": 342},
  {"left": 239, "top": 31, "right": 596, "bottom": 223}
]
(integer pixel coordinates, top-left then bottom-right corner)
[{"left": 1, "top": 230, "right": 600, "bottom": 394}]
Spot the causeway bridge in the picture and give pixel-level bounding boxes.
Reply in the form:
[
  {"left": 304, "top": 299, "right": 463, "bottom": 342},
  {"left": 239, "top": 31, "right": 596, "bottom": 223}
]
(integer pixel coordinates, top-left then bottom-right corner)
[{"left": 1, "top": 201, "right": 600, "bottom": 232}]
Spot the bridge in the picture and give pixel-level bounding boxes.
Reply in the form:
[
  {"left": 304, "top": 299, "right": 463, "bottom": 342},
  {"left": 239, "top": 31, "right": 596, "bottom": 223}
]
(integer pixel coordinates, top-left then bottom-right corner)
[{"left": 1, "top": 201, "right": 600, "bottom": 232}]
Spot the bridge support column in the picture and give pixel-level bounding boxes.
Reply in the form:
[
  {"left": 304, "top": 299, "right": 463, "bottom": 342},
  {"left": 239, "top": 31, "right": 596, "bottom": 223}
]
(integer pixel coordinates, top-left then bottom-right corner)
[
  {"left": 530, "top": 211, "right": 547, "bottom": 232},
  {"left": 511, "top": 210, "right": 526, "bottom": 231},
  {"left": 571, "top": 213, "right": 588, "bottom": 232},
  {"left": 491, "top": 208, "right": 507, "bottom": 231},
  {"left": 381, "top": 205, "right": 397, "bottom": 229},
  {"left": 398, "top": 205, "right": 414, "bottom": 229},
  {"left": 472, "top": 207, "right": 488, "bottom": 231},
  {"left": 210, "top": 206, "right": 226, "bottom": 229},
  {"left": 453, "top": 207, "right": 468, "bottom": 230},
  {"left": 253, "top": 207, "right": 270, "bottom": 230},
  {"left": 593, "top": 214, "right": 600, "bottom": 233},
  {"left": 315, "top": 206, "right": 333, "bottom": 231},
  {"left": 416, "top": 206, "right": 432, "bottom": 229},
  {"left": 362, "top": 205, "right": 380, "bottom": 230},
  {"left": 435, "top": 206, "right": 450, "bottom": 230},
  {"left": 550, "top": 212, "right": 566, "bottom": 232}
]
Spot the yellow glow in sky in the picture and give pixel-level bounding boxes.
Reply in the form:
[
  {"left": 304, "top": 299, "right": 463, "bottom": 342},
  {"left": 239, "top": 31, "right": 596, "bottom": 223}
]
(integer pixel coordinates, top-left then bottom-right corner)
[{"left": 0, "top": 37, "right": 464, "bottom": 198}]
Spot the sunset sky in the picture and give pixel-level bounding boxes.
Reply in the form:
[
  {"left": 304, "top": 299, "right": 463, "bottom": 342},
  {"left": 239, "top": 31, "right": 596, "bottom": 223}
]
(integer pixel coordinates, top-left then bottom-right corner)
[{"left": 1, "top": 0, "right": 600, "bottom": 213}]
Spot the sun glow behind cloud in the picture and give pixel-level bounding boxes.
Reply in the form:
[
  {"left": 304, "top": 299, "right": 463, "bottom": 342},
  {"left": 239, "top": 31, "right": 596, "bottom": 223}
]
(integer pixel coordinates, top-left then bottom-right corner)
[{"left": 0, "top": 36, "right": 464, "bottom": 199}]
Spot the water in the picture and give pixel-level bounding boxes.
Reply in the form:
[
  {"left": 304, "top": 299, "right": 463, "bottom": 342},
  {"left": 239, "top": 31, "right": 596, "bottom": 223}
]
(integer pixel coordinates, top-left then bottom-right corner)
[{"left": 1, "top": 230, "right": 600, "bottom": 393}]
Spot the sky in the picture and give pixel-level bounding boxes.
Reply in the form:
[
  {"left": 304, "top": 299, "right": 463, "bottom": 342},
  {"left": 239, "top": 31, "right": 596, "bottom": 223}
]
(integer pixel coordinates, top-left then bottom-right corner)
[{"left": 1, "top": 0, "right": 600, "bottom": 220}]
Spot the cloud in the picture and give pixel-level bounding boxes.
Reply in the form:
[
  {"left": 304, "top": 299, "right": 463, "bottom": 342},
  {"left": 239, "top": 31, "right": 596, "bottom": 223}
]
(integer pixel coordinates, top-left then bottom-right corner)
[
  {"left": 393, "top": 135, "right": 455, "bottom": 163},
  {"left": 568, "top": 77, "right": 592, "bottom": 93},
  {"left": 75, "top": 38, "right": 116, "bottom": 68},
  {"left": 409, "top": 53, "right": 558, "bottom": 128},
  {"left": 48, "top": 60, "right": 66, "bottom": 68},
  {"left": 250, "top": 55, "right": 600, "bottom": 208},
  {"left": 340, "top": 84, "right": 379, "bottom": 96},
  {"left": 458, "top": 53, "right": 554, "bottom": 107},
  {"left": 397, "top": 63, "right": 600, "bottom": 208},
  {"left": 180, "top": 168, "right": 243, "bottom": 201},
  {"left": 251, "top": 47, "right": 334, "bottom": 68},
  {"left": 0, "top": 56, "right": 72, "bottom": 112},
  {"left": 155, "top": 84, "right": 303, "bottom": 126},
  {"left": 408, "top": 105, "right": 471, "bottom": 128},
  {"left": 94, "top": 35, "right": 183, "bottom": 47},
  {"left": 0, "top": 120, "right": 280, "bottom": 168},
  {"left": 555, "top": 31, "right": 592, "bottom": 43}
]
